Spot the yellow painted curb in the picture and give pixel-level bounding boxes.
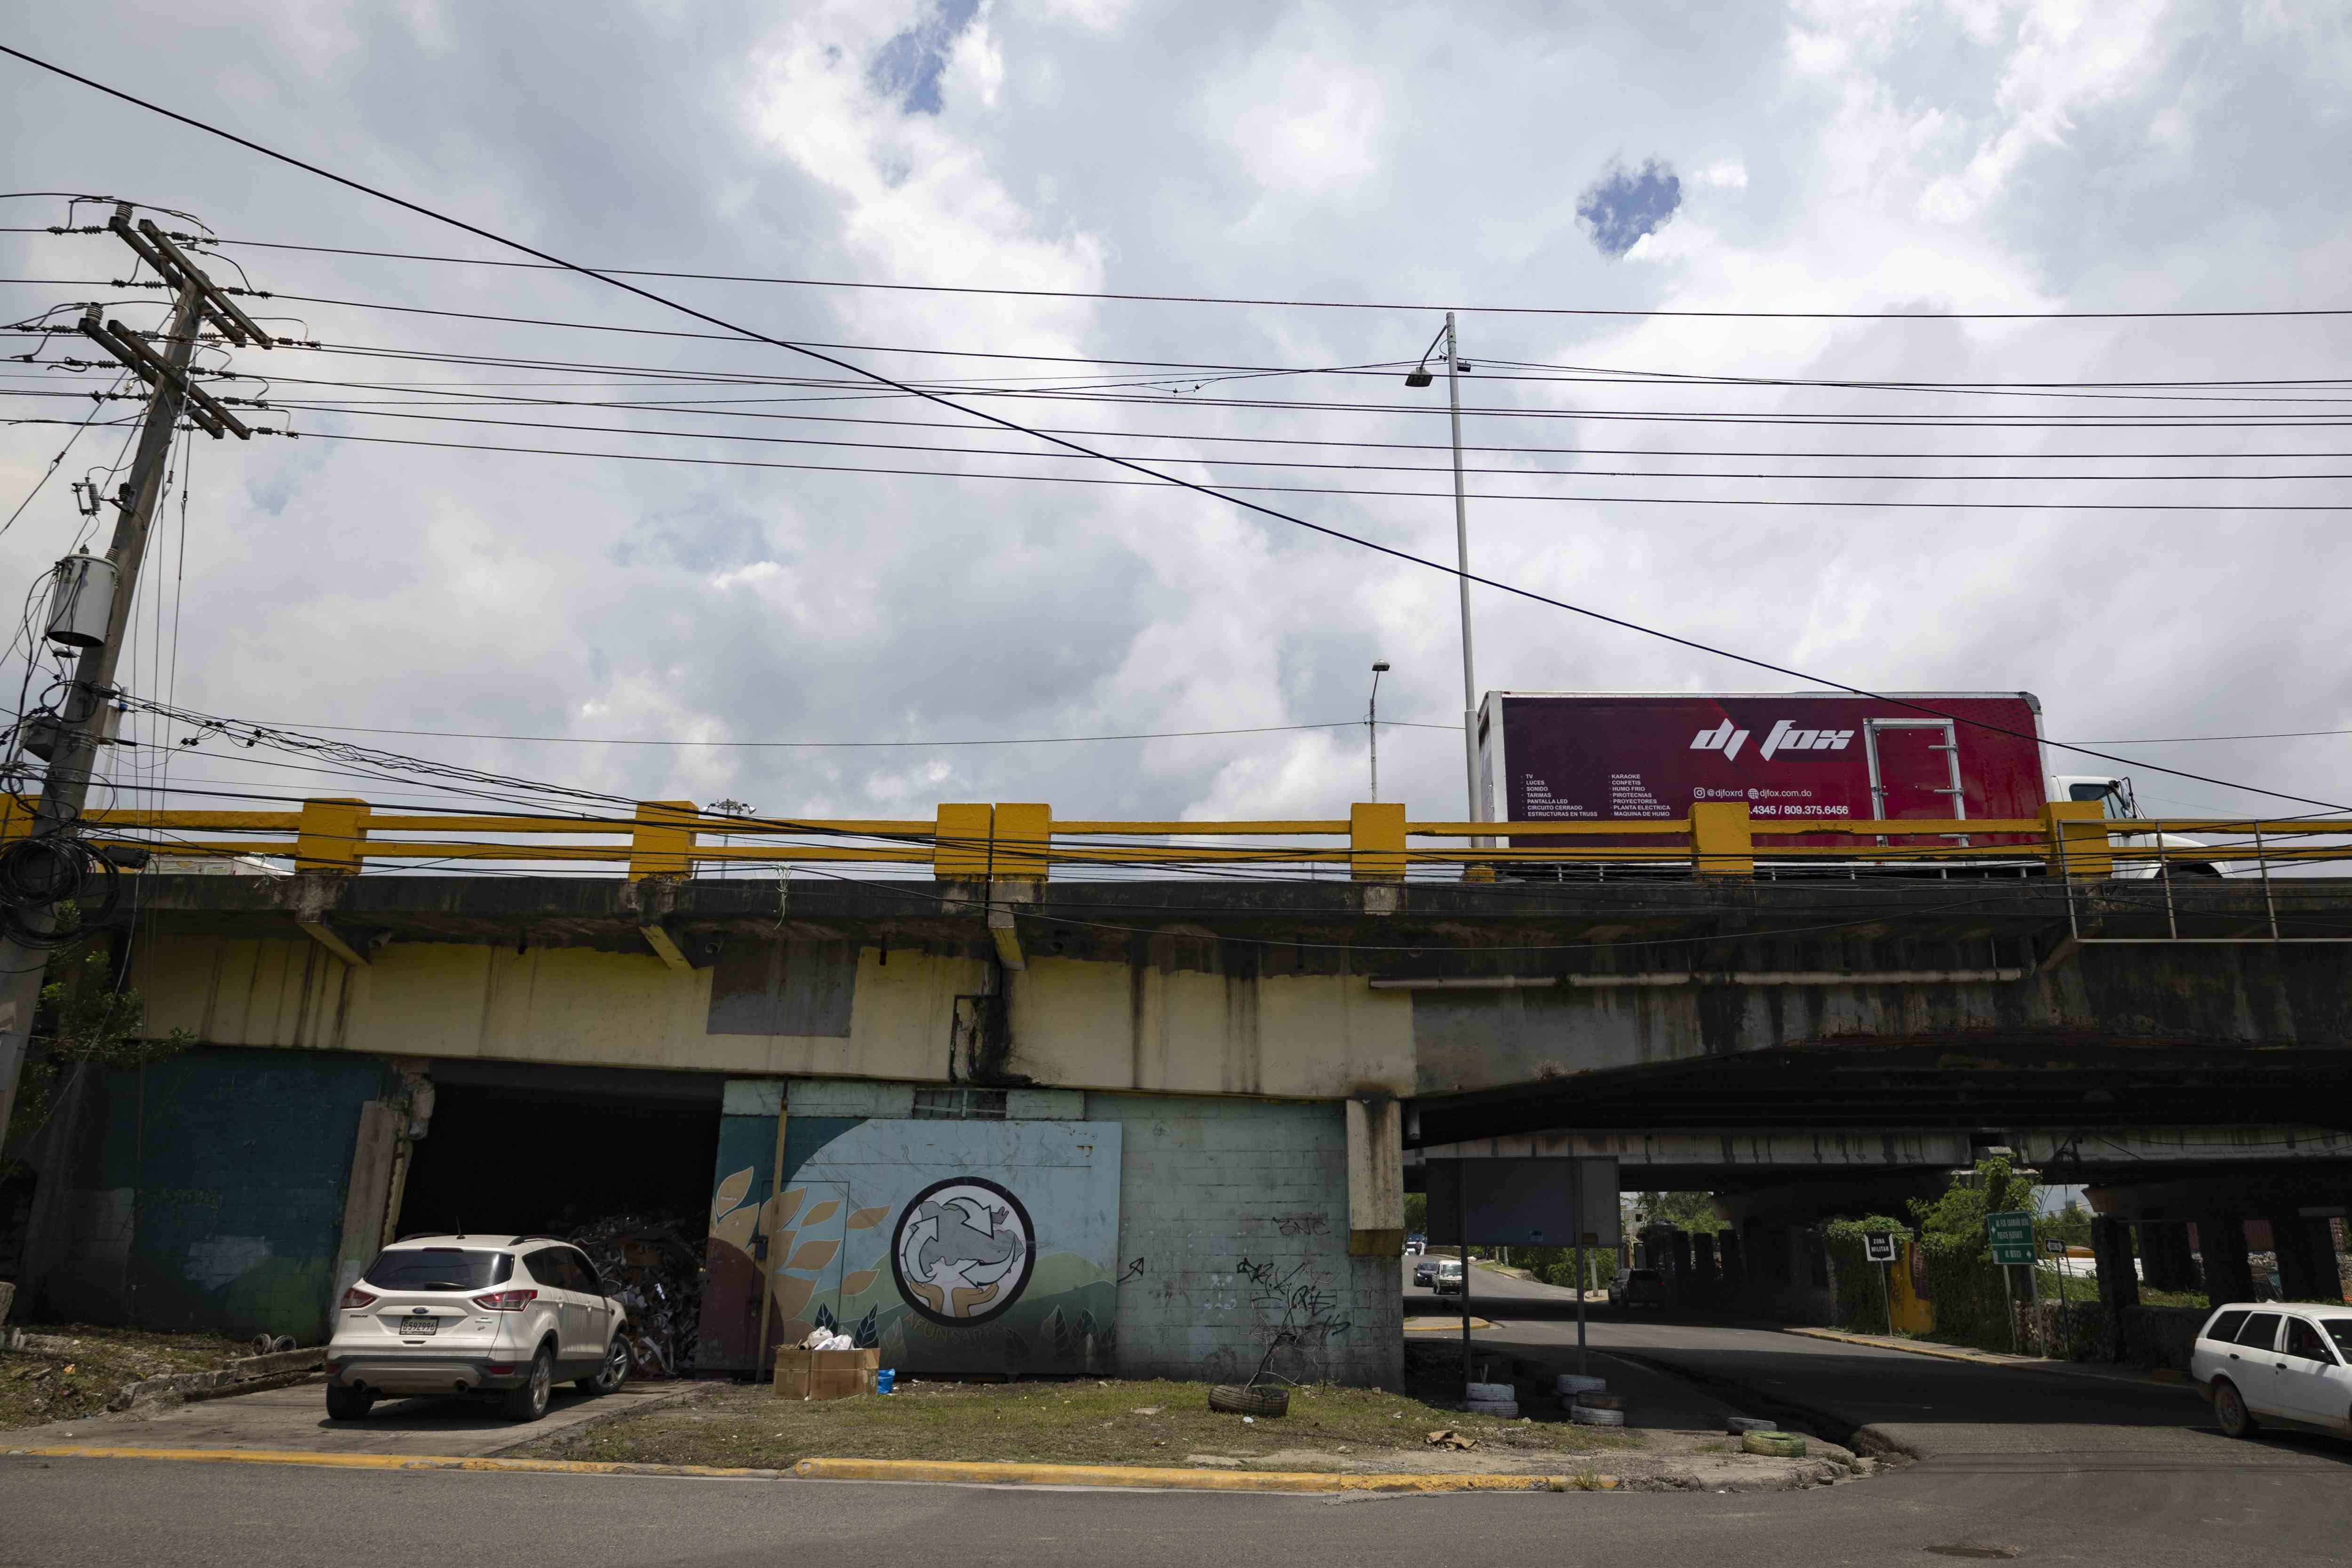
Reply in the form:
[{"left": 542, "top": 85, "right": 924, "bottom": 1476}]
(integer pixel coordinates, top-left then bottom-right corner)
[
  {"left": 3, "top": 1444, "right": 1622, "bottom": 1494},
  {"left": 1784, "top": 1327, "right": 2018, "bottom": 1369},
  {"left": 1403, "top": 1317, "right": 1493, "bottom": 1333},
  {"left": 2, "top": 1445, "right": 786, "bottom": 1480},
  {"left": 791, "top": 1457, "right": 1618, "bottom": 1493}
]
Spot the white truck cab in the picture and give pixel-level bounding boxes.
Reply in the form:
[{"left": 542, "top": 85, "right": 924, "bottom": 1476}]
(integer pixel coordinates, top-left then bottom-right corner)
[{"left": 2050, "top": 775, "right": 2229, "bottom": 879}]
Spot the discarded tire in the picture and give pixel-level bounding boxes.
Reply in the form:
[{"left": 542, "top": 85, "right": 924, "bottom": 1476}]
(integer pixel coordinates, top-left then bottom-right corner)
[
  {"left": 1208, "top": 1384, "right": 1289, "bottom": 1418},
  {"left": 1467, "top": 1399, "right": 1520, "bottom": 1417},
  {"left": 1741, "top": 1430, "right": 1806, "bottom": 1457},
  {"left": 1570, "top": 1403, "right": 1626, "bottom": 1426},
  {"left": 1466, "top": 1381, "right": 1516, "bottom": 1403},
  {"left": 1726, "top": 1416, "right": 1777, "bottom": 1435},
  {"left": 1572, "top": 1391, "right": 1624, "bottom": 1411},
  {"left": 1555, "top": 1374, "right": 1606, "bottom": 1397}
]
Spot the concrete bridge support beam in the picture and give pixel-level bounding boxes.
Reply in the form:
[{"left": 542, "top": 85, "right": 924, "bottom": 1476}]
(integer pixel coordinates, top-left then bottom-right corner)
[
  {"left": 2271, "top": 1212, "right": 2343, "bottom": 1303},
  {"left": 1716, "top": 1227, "right": 1744, "bottom": 1295},
  {"left": 2197, "top": 1214, "right": 2257, "bottom": 1305},
  {"left": 1692, "top": 1232, "right": 1718, "bottom": 1296},
  {"left": 2090, "top": 1215, "right": 2138, "bottom": 1361},
  {"left": 2138, "top": 1220, "right": 2200, "bottom": 1293}
]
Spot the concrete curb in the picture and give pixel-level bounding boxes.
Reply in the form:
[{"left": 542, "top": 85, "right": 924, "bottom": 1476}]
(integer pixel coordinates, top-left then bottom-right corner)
[
  {"left": 2, "top": 1444, "right": 1624, "bottom": 1494},
  {"left": 1781, "top": 1328, "right": 2202, "bottom": 1393},
  {"left": 480, "top": 1383, "right": 707, "bottom": 1457},
  {"left": 789, "top": 1457, "right": 1620, "bottom": 1492}
]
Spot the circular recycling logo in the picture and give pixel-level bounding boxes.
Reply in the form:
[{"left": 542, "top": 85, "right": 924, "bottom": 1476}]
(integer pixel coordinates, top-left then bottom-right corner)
[{"left": 890, "top": 1177, "right": 1035, "bottom": 1327}]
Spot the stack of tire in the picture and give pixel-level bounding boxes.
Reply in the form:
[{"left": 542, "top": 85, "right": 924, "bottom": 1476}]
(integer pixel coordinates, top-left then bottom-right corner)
[
  {"left": 1466, "top": 1380, "right": 1519, "bottom": 1417},
  {"left": 1564, "top": 1376, "right": 1623, "bottom": 1427},
  {"left": 1728, "top": 1415, "right": 1804, "bottom": 1456}
]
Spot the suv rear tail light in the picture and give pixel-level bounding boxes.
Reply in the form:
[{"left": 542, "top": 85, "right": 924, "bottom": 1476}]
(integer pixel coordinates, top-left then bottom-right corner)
[
  {"left": 339, "top": 1287, "right": 378, "bottom": 1311},
  {"left": 472, "top": 1289, "right": 538, "bottom": 1313}
]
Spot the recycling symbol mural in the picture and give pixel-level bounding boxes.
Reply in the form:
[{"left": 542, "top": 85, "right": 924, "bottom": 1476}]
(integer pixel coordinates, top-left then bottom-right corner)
[{"left": 890, "top": 1177, "right": 1036, "bottom": 1327}]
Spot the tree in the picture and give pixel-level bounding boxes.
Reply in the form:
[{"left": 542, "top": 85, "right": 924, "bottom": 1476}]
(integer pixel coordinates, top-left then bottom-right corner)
[
  {"left": 4, "top": 944, "right": 193, "bottom": 1162},
  {"left": 1402, "top": 1192, "right": 1427, "bottom": 1235},
  {"left": 1629, "top": 1190, "right": 1724, "bottom": 1233}
]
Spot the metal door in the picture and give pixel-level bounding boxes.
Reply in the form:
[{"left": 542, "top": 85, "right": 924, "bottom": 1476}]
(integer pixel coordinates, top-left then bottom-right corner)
[{"left": 1866, "top": 720, "right": 1966, "bottom": 849}]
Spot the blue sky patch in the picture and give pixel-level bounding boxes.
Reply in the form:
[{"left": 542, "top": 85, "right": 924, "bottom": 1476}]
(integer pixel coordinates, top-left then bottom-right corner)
[
  {"left": 870, "top": 0, "right": 981, "bottom": 117},
  {"left": 1576, "top": 159, "right": 1682, "bottom": 257}
]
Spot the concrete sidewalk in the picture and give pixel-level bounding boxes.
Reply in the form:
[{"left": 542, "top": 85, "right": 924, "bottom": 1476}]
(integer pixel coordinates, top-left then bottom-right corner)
[
  {"left": 1782, "top": 1327, "right": 2202, "bottom": 1396},
  {"left": 2, "top": 1378, "right": 695, "bottom": 1457}
]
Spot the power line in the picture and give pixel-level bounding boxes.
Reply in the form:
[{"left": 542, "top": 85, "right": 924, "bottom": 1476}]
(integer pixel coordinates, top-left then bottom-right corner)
[
  {"left": 7, "top": 43, "right": 2344, "bottom": 815},
  {"left": 189, "top": 715, "right": 1465, "bottom": 748},
  {"left": 30, "top": 227, "right": 2352, "bottom": 322}
]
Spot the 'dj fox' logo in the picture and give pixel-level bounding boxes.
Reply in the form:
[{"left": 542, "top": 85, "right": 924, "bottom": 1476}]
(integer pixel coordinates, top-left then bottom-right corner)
[{"left": 1690, "top": 719, "right": 1856, "bottom": 763}]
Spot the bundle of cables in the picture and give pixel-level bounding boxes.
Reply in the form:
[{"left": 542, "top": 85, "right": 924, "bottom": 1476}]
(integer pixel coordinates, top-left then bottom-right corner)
[{"left": 0, "top": 830, "right": 122, "bottom": 948}]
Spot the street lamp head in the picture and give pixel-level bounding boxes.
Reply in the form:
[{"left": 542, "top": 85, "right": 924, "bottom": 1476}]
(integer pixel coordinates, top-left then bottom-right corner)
[
  {"left": 1372, "top": 661, "right": 1391, "bottom": 672},
  {"left": 1403, "top": 367, "right": 1433, "bottom": 388}
]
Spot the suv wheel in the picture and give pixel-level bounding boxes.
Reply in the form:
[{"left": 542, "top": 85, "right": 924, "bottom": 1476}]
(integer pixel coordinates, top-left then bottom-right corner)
[
  {"left": 2213, "top": 1378, "right": 2259, "bottom": 1439},
  {"left": 326, "top": 1383, "right": 374, "bottom": 1422},
  {"left": 503, "top": 1346, "right": 554, "bottom": 1423},
  {"left": 580, "top": 1335, "right": 630, "bottom": 1396}
]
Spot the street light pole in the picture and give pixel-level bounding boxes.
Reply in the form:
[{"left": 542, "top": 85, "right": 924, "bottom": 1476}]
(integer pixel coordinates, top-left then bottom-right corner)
[
  {"left": 1367, "top": 661, "right": 1389, "bottom": 802},
  {"left": 1443, "top": 314, "right": 1480, "bottom": 838}
]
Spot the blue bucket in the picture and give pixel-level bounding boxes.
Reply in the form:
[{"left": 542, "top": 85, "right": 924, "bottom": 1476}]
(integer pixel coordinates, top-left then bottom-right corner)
[{"left": 875, "top": 1368, "right": 896, "bottom": 1395}]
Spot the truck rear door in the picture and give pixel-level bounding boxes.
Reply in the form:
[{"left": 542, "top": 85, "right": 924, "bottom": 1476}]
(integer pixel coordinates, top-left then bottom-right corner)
[{"left": 1866, "top": 720, "right": 1965, "bottom": 849}]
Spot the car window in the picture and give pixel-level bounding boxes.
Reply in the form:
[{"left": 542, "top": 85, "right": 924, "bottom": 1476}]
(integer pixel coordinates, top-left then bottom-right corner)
[
  {"left": 362, "top": 1247, "right": 513, "bottom": 1291},
  {"left": 2235, "top": 1312, "right": 2283, "bottom": 1351},
  {"left": 524, "top": 1249, "right": 577, "bottom": 1291},
  {"left": 564, "top": 1248, "right": 604, "bottom": 1297},
  {"left": 2322, "top": 1320, "right": 2352, "bottom": 1361},
  {"left": 2284, "top": 1319, "right": 2334, "bottom": 1363},
  {"left": 2203, "top": 1309, "right": 2250, "bottom": 1344}
]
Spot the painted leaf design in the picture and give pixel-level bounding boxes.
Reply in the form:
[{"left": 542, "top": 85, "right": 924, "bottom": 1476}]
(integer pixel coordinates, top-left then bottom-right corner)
[
  {"left": 801, "top": 1200, "right": 841, "bottom": 1228},
  {"left": 771, "top": 1276, "right": 815, "bottom": 1322},
  {"left": 775, "top": 1188, "right": 806, "bottom": 1227},
  {"left": 710, "top": 1167, "right": 754, "bottom": 1220},
  {"left": 841, "top": 1269, "right": 879, "bottom": 1296},
  {"left": 845, "top": 1205, "right": 891, "bottom": 1231},
  {"left": 785, "top": 1239, "right": 839, "bottom": 1273}
]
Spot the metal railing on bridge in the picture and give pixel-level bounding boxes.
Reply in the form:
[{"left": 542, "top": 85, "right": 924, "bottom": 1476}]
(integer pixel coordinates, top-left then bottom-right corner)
[{"left": 8, "top": 795, "right": 2352, "bottom": 888}]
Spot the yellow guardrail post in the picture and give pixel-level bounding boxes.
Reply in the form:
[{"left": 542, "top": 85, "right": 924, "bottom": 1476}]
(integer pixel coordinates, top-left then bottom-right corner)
[
  {"left": 934, "top": 803, "right": 994, "bottom": 879},
  {"left": 993, "top": 803, "right": 1051, "bottom": 882},
  {"left": 1351, "top": 802, "right": 1406, "bottom": 882},
  {"left": 1689, "top": 802, "right": 1752, "bottom": 877},
  {"left": 293, "top": 797, "right": 371, "bottom": 874},
  {"left": 2042, "top": 800, "right": 2112, "bottom": 878},
  {"left": 628, "top": 799, "right": 697, "bottom": 881}
]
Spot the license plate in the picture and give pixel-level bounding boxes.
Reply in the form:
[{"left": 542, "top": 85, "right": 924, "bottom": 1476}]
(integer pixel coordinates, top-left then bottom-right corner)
[{"left": 398, "top": 1319, "right": 438, "bottom": 1337}]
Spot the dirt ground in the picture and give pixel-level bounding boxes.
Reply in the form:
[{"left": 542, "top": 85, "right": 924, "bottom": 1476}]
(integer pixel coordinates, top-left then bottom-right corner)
[{"left": 0, "top": 1324, "right": 256, "bottom": 1431}]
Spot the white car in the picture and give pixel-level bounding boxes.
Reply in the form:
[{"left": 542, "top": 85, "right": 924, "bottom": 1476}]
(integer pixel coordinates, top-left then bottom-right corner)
[
  {"left": 326, "top": 1235, "right": 631, "bottom": 1423},
  {"left": 2189, "top": 1302, "right": 2352, "bottom": 1439},
  {"left": 1432, "top": 1258, "right": 1466, "bottom": 1295}
]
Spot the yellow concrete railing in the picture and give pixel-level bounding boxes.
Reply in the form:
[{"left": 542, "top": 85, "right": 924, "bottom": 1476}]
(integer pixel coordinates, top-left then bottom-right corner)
[{"left": 6, "top": 795, "right": 2349, "bottom": 883}]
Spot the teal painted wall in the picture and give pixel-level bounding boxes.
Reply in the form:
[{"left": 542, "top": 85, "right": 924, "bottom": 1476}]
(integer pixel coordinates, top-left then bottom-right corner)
[{"left": 40, "top": 1047, "right": 397, "bottom": 1338}]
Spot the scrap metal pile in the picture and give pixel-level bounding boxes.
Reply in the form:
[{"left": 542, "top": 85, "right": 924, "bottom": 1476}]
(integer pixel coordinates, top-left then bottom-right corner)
[{"left": 571, "top": 1213, "right": 703, "bottom": 1378}]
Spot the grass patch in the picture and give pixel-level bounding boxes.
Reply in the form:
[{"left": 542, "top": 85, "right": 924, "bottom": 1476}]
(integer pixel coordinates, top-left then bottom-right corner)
[
  {"left": 0, "top": 1324, "right": 254, "bottom": 1431},
  {"left": 528, "top": 1378, "right": 1642, "bottom": 1472}
]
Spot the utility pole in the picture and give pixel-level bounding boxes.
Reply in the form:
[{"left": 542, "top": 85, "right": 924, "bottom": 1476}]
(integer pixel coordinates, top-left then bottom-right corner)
[
  {"left": 1366, "top": 661, "right": 1389, "bottom": 802},
  {"left": 0, "top": 207, "right": 264, "bottom": 1139}
]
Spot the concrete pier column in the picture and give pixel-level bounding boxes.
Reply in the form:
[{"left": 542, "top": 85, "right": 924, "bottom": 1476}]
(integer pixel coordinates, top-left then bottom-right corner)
[
  {"left": 2197, "top": 1214, "right": 2257, "bottom": 1304},
  {"left": 2138, "top": 1220, "right": 2200, "bottom": 1293},
  {"left": 1692, "top": 1231, "right": 1719, "bottom": 1295},
  {"left": 2271, "top": 1212, "right": 2343, "bottom": 1303},
  {"left": 1669, "top": 1229, "right": 1694, "bottom": 1298},
  {"left": 2090, "top": 1215, "right": 2138, "bottom": 1361},
  {"left": 1716, "top": 1227, "right": 1745, "bottom": 1294}
]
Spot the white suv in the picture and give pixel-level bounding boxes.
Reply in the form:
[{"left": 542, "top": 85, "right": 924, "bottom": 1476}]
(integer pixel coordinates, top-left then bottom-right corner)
[
  {"left": 326, "top": 1235, "right": 631, "bottom": 1423},
  {"left": 2189, "top": 1302, "right": 2352, "bottom": 1440}
]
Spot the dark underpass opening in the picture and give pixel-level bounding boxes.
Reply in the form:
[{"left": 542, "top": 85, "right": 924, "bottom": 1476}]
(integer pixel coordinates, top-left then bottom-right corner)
[{"left": 396, "top": 1062, "right": 723, "bottom": 1241}]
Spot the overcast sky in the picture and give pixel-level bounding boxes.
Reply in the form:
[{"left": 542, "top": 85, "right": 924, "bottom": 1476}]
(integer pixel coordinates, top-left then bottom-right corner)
[{"left": 5, "top": 0, "right": 2352, "bottom": 843}]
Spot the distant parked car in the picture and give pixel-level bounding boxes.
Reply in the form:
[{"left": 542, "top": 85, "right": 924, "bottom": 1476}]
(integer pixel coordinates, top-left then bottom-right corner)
[
  {"left": 1432, "top": 1259, "right": 1466, "bottom": 1296},
  {"left": 1608, "top": 1267, "right": 1668, "bottom": 1310},
  {"left": 326, "top": 1235, "right": 632, "bottom": 1424},
  {"left": 2191, "top": 1302, "right": 2352, "bottom": 1440}
]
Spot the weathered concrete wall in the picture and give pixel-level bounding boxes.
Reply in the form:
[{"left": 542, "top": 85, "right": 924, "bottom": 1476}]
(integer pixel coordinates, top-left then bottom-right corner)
[
  {"left": 129, "top": 937, "right": 1417, "bottom": 1098},
  {"left": 34, "top": 1047, "right": 397, "bottom": 1338},
  {"left": 1091, "top": 1092, "right": 1402, "bottom": 1389}
]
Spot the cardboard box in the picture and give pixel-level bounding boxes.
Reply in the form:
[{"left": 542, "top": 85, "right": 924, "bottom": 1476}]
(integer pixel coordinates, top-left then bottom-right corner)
[{"left": 775, "top": 1347, "right": 878, "bottom": 1400}]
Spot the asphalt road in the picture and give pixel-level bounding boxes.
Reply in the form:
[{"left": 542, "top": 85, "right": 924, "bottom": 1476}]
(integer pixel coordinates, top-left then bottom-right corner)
[{"left": 4, "top": 1268, "right": 2346, "bottom": 1566}]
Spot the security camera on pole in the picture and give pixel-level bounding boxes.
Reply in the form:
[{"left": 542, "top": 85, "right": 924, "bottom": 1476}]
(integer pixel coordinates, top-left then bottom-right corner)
[{"left": 0, "top": 206, "right": 267, "bottom": 1138}]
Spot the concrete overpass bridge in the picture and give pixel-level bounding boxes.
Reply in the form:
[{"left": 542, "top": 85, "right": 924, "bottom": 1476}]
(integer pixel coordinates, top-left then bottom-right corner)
[{"left": 4, "top": 796, "right": 2347, "bottom": 1380}]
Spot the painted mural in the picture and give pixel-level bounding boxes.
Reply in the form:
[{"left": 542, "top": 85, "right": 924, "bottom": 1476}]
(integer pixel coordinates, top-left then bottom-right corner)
[{"left": 707, "top": 1119, "right": 1121, "bottom": 1378}]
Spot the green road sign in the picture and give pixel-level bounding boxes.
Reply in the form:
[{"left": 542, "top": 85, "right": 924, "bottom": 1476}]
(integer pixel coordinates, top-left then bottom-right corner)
[{"left": 1987, "top": 1210, "right": 2037, "bottom": 1266}]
